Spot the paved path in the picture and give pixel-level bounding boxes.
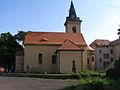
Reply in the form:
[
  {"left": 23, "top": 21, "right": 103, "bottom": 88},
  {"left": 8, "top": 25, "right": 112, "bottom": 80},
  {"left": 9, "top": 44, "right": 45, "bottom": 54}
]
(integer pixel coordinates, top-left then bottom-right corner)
[{"left": 0, "top": 77, "right": 70, "bottom": 90}]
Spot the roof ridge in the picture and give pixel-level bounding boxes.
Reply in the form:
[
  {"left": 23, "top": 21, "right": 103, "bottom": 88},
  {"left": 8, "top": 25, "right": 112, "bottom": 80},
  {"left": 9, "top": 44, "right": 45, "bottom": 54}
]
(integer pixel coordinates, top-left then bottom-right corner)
[
  {"left": 57, "top": 39, "right": 83, "bottom": 50},
  {"left": 65, "top": 39, "right": 80, "bottom": 48}
]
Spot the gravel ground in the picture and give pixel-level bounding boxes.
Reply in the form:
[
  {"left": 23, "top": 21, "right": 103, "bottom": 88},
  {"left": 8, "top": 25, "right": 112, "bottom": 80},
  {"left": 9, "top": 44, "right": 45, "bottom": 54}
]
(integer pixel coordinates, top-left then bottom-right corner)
[{"left": 0, "top": 77, "right": 70, "bottom": 90}]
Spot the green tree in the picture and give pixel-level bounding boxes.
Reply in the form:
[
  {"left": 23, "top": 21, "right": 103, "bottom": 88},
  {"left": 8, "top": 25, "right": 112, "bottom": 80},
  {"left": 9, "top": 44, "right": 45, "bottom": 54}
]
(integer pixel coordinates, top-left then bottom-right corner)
[
  {"left": 0, "top": 32, "right": 23, "bottom": 72},
  {"left": 106, "top": 57, "right": 120, "bottom": 79},
  {"left": 14, "top": 31, "right": 26, "bottom": 42},
  {"left": 114, "top": 57, "right": 120, "bottom": 69}
]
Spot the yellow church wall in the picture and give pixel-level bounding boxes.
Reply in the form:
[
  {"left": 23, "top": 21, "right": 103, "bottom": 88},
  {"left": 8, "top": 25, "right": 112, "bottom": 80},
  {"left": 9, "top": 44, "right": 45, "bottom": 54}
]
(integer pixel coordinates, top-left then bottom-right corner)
[
  {"left": 87, "top": 51, "right": 95, "bottom": 70},
  {"left": 78, "top": 45, "right": 88, "bottom": 70},
  {"left": 24, "top": 44, "right": 92, "bottom": 73},
  {"left": 58, "top": 51, "right": 83, "bottom": 73},
  {"left": 24, "top": 45, "right": 59, "bottom": 73}
]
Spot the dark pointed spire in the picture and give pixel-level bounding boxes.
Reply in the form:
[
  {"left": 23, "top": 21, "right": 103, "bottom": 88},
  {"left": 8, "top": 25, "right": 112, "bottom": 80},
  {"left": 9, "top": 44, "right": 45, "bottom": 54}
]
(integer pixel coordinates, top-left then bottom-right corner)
[
  {"left": 68, "top": 1, "right": 78, "bottom": 21},
  {"left": 118, "top": 25, "right": 120, "bottom": 39}
]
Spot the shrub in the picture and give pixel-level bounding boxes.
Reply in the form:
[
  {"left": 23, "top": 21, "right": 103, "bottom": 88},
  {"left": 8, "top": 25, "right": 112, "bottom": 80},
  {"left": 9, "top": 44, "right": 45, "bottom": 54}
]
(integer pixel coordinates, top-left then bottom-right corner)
[
  {"left": 68, "top": 73, "right": 80, "bottom": 79},
  {"left": 80, "top": 70, "right": 104, "bottom": 78},
  {"left": 63, "top": 77, "right": 110, "bottom": 90},
  {"left": 110, "top": 79, "right": 120, "bottom": 90},
  {"left": 106, "top": 68, "right": 120, "bottom": 80},
  {"left": 85, "top": 81, "right": 104, "bottom": 90}
]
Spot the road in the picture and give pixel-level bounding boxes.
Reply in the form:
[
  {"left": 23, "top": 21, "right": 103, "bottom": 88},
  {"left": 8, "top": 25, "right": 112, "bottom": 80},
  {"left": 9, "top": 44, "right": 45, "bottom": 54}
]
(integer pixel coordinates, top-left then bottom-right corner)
[{"left": 0, "top": 77, "right": 70, "bottom": 90}]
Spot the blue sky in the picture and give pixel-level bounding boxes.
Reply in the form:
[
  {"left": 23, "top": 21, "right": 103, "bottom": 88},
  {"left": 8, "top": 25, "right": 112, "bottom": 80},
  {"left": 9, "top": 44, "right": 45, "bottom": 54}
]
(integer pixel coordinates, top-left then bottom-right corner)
[{"left": 0, "top": 0, "right": 120, "bottom": 44}]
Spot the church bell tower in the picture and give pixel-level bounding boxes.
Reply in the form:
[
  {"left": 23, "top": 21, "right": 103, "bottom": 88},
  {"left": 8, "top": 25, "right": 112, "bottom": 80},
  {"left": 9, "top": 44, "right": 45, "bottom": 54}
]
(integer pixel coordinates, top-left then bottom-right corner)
[{"left": 64, "top": 1, "right": 82, "bottom": 33}]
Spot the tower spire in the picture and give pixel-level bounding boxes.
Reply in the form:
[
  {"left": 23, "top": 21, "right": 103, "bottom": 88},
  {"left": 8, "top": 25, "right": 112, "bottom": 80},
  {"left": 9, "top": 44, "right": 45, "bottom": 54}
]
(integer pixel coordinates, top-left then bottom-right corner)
[{"left": 69, "top": 1, "right": 77, "bottom": 20}]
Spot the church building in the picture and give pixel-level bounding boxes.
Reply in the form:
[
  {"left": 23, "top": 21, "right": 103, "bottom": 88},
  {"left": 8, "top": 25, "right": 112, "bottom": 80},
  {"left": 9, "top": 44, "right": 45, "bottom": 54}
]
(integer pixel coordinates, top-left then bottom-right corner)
[{"left": 16, "top": 1, "right": 94, "bottom": 73}]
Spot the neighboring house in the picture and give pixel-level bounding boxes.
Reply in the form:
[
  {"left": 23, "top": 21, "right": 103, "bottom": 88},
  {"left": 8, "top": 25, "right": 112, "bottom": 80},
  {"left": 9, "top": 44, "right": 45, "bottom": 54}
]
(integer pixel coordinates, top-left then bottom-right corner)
[
  {"left": 90, "top": 39, "right": 114, "bottom": 71},
  {"left": 110, "top": 38, "right": 120, "bottom": 61},
  {"left": 15, "top": 1, "right": 94, "bottom": 73},
  {"left": 105, "top": 38, "right": 120, "bottom": 70}
]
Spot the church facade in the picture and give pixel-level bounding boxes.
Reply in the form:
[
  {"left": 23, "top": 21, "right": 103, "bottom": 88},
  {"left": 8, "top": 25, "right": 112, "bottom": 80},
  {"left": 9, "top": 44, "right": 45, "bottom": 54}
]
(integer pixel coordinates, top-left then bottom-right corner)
[{"left": 16, "top": 1, "right": 94, "bottom": 73}]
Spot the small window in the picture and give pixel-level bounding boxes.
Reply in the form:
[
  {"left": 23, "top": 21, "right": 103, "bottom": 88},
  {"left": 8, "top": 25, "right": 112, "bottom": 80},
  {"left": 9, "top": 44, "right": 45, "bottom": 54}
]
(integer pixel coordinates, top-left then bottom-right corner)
[
  {"left": 38, "top": 53, "right": 42, "bottom": 64},
  {"left": 99, "top": 49, "right": 101, "bottom": 54},
  {"left": 111, "top": 58, "right": 113, "bottom": 62},
  {"left": 103, "top": 54, "right": 109, "bottom": 58},
  {"left": 103, "top": 62, "right": 106, "bottom": 68},
  {"left": 92, "top": 56, "right": 94, "bottom": 62},
  {"left": 72, "top": 26, "right": 76, "bottom": 33},
  {"left": 110, "top": 49, "right": 113, "bottom": 54},
  {"left": 52, "top": 55, "right": 56, "bottom": 64},
  {"left": 106, "top": 46, "right": 108, "bottom": 48},
  {"left": 99, "top": 58, "right": 102, "bottom": 63}
]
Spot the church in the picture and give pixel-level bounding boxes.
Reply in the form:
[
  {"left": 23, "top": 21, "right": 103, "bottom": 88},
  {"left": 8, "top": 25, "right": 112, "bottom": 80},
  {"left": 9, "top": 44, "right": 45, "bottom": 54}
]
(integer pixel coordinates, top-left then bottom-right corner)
[{"left": 15, "top": 1, "right": 94, "bottom": 73}]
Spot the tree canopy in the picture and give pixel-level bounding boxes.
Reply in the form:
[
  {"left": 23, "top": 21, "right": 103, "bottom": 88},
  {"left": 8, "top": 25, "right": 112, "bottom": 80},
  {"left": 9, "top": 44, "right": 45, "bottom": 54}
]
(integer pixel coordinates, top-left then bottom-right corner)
[
  {"left": 106, "top": 57, "right": 120, "bottom": 79},
  {"left": 14, "top": 31, "right": 26, "bottom": 42},
  {"left": 0, "top": 32, "right": 23, "bottom": 72}
]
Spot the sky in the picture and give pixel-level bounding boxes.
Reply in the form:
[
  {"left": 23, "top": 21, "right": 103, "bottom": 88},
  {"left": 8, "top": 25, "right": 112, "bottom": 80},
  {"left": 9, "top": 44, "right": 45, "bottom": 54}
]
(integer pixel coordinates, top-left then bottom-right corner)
[{"left": 0, "top": 0, "right": 120, "bottom": 44}]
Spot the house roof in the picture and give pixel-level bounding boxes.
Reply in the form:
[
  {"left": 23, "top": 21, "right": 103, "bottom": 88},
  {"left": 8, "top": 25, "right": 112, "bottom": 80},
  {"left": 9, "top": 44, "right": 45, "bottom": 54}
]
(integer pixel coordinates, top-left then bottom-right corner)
[
  {"left": 24, "top": 32, "right": 87, "bottom": 46},
  {"left": 110, "top": 38, "right": 120, "bottom": 46},
  {"left": 57, "top": 39, "right": 83, "bottom": 51},
  {"left": 90, "top": 39, "right": 111, "bottom": 47}
]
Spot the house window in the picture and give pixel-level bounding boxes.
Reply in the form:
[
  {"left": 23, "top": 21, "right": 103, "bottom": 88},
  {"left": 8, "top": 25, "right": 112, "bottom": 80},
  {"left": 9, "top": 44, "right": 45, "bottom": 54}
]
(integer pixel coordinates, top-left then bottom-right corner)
[
  {"left": 99, "top": 58, "right": 102, "bottom": 63},
  {"left": 52, "top": 55, "right": 56, "bottom": 64},
  {"left": 103, "top": 54, "right": 109, "bottom": 58},
  {"left": 106, "top": 46, "right": 108, "bottom": 48},
  {"left": 103, "top": 62, "right": 106, "bottom": 68},
  {"left": 99, "top": 49, "right": 101, "bottom": 54},
  {"left": 72, "top": 26, "right": 76, "bottom": 33},
  {"left": 38, "top": 53, "right": 42, "bottom": 64},
  {"left": 110, "top": 49, "right": 113, "bottom": 54},
  {"left": 111, "top": 58, "right": 113, "bottom": 62}
]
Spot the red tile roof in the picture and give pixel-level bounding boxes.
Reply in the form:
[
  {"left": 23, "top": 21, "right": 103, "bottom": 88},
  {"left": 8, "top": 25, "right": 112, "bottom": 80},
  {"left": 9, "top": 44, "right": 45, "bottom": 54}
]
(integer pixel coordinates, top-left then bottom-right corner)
[
  {"left": 24, "top": 32, "right": 87, "bottom": 46},
  {"left": 57, "top": 40, "right": 83, "bottom": 51}
]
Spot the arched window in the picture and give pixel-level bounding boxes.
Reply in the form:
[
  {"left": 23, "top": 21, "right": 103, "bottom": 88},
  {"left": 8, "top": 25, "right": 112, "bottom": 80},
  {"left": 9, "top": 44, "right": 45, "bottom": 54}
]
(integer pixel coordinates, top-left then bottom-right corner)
[
  {"left": 72, "top": 60, "right": 76, "bottom": 73},
  {"left": 87, "top": 58, "right": 89, "bottom": 64},
  {"left": 92, "top": 56, "right": 94, "bottom": 62},
  {"left": 72, "top": 26, "right": 76, "bottom": 33}
]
